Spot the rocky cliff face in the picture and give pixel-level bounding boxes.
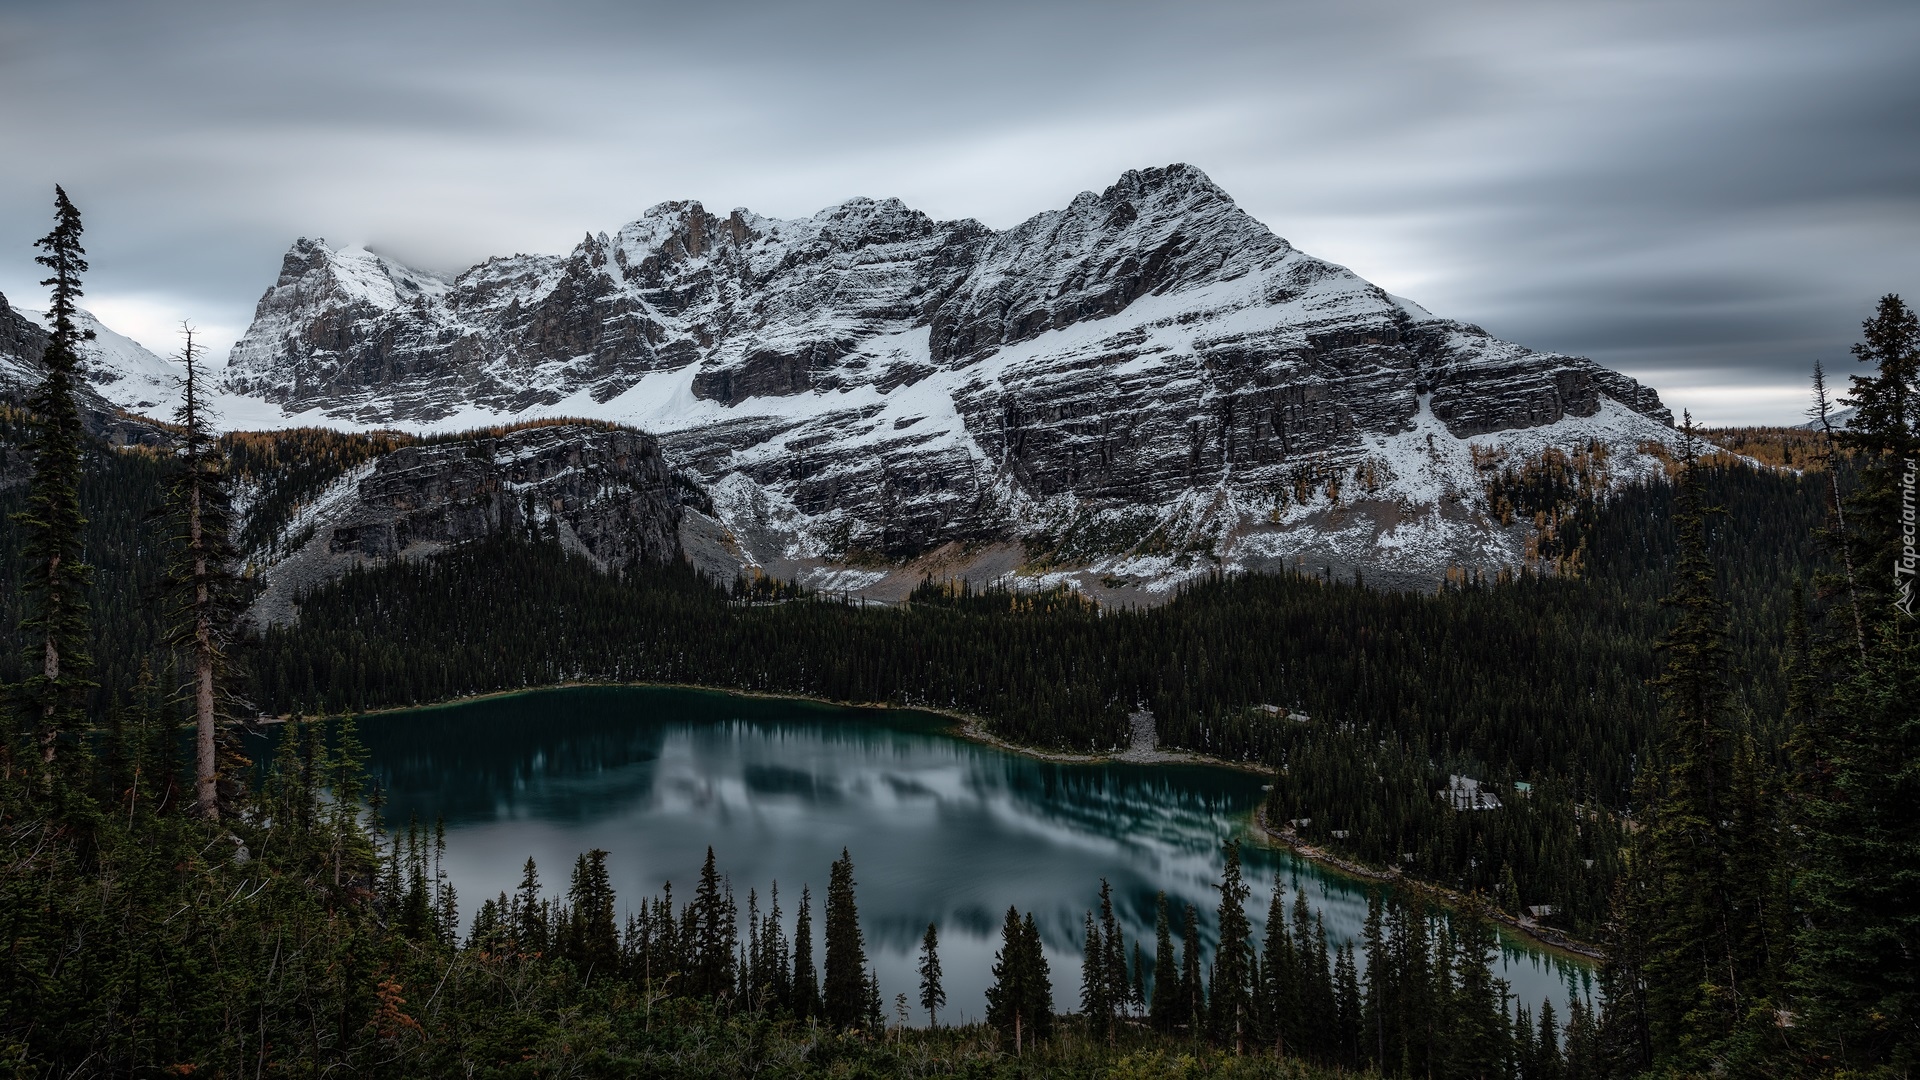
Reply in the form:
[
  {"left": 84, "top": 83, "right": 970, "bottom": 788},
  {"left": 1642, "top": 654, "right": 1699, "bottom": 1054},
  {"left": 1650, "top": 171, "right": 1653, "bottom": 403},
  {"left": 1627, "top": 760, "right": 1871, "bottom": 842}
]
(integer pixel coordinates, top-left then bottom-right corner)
[
  {"left": 222, "top": 164, "right": 1677, "bottom": 592},
  {"left": 245, "top": 422, "right": 687, "bottom": 625},
  {"left": 0, "top": 292, "right": 178, "bottom": 455}
]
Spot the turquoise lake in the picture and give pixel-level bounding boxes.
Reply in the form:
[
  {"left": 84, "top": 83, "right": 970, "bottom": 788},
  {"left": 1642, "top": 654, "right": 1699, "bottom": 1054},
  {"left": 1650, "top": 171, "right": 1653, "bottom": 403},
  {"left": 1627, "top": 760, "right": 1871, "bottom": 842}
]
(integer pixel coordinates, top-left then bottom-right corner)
[{"left": 295, "top": 685, "right": 1596, "bottom": 1025}]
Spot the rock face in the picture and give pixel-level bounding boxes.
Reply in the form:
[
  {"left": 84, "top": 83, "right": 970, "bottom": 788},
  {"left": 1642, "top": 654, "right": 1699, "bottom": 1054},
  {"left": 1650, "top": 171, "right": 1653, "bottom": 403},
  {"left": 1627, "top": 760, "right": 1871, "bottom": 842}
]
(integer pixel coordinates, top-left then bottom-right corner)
[
  {"left": 244, "top": 423, "right": 687, "bottom": 625},
  {"left": 222, "top": 164, "right": 1677, "bottom": 590},
  {"left": 0, "top": 292, "right": 178, "bottom": 455}
]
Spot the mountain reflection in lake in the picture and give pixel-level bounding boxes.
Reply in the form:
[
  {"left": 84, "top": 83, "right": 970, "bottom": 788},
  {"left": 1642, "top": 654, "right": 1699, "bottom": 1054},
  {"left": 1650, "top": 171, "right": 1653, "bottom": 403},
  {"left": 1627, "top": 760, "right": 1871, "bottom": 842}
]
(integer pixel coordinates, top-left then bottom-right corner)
[{"left": 321, "top": 686, "right": 1594, "bottom": 1025}]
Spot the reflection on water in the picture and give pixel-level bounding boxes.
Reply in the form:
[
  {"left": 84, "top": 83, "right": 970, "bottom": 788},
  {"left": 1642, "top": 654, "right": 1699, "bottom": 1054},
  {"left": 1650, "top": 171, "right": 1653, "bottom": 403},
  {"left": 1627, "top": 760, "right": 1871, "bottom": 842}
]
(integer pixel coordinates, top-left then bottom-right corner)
[{"left": 323, "top": 686, "right": 1595, "bottom": 1025}]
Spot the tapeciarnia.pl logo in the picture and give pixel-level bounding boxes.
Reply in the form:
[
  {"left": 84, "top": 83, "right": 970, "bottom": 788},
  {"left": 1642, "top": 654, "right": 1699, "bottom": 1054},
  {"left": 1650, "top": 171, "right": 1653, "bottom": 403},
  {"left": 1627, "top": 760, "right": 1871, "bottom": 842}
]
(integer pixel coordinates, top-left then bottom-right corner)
[{"left": 1899, "top": 458, "right": 1917, "bottom": 618}]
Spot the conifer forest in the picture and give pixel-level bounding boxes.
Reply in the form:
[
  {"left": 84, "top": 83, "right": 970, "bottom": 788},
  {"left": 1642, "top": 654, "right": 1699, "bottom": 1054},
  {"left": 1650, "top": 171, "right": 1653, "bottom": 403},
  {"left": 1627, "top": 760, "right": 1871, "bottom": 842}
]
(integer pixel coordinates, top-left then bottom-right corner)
[{"left": 3, "top": 195, "right": 1918, "bottom": 1079}]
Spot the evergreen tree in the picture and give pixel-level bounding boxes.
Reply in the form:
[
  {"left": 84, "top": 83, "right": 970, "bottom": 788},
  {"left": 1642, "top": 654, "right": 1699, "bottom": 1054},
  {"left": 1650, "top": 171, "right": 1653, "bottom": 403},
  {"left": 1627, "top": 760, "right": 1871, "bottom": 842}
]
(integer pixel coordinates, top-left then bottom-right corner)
[
  {"left": 1535, "top": 1000, "right": 1564, "bottom": 1080},
  {"left": 1614, "top": 417, "right": 1769, "bottom": 1067},
  {"left": 1333, "top": 941, "right": 1362, "bottom": 1070},
  {"left": 163, "top": 326, "right": 242, "bottom": 819},
  {"left": 1790, "top": 295, "right": 1920, "bottom": 1069},
  {"left": 1081, "top": 910, "right": 1110, "bottom": 1030},
  {"left": 986, "top": 907, "right": 1053, "bottom": 1052},
  {"left": 13, "top": 185, "right": 94, "bottom": 779},
  {"left": 1149, "top": 891, "right": 1178, "bottom": 1031},
  {"left": 1179, "top": 901, "right": 1204, "bottom": 1033},
  {"left": 566, "top": 849, "right": 618, "bottom": 978},
  {"left": 822, "top": 848, "right": 867, "bottom": 1028},
  {"left": 1208, "top": 839, "right": 1254, "bottom": 1049},
  {"left": 917, "top": 921, "right": 944, "bottom": 1027},
  {"left": 1448, "top": 901, "right": 1509, "bottom": 1079},
  {"left": 1098, "top": 878, "right": 1129, "bottom": 1021},
  {"left": 1361, "top": 890, "right": 1390, "bottom": 1069},
  {"left": 513, "top": 856, "right": 547, "bottom": 956},
  {"left": 792, "top": 884, "right": 821, "bottom": 1021},
  {"left": 1837, "top": 294, "right": 1920, "bottom": 607},
  {"left": 1263, "top": 878, "right": 1303, "bottom": 1058},
  {"left": 690, "top": 846, "right": 737, "bottom": 998}
]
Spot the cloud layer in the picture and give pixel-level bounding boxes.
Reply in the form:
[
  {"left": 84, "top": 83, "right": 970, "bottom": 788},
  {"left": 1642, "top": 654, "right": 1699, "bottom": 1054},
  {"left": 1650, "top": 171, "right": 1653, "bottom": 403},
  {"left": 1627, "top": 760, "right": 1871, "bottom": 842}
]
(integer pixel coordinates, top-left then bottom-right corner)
[{"left": 2, "top": 0, "right": 1914, "bottom": 424}]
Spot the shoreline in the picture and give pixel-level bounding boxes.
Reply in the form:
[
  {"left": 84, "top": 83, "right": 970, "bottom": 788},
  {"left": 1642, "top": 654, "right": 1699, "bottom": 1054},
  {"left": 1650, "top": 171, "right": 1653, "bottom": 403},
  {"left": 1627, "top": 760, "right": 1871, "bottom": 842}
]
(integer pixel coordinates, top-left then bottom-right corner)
[
  {"left": 279, "top": 680, "right": 1601, "bottom": 962},
  {"left": 286, "top": 680, "right": 1276, "bottom": 776},
  {"left": 1250, "top": 804, "right": 1606, "bottom": 963}
]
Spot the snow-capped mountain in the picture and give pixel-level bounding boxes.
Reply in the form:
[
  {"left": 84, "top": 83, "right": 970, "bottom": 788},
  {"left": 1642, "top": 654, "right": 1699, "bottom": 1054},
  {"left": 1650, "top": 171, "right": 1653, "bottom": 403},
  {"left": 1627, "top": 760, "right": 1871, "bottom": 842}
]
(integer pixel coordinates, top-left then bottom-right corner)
[
  {"left": 54, "top": 164, "right": 1683, "bottom": 593},
  {"left": 21, "top": 307, "right": 185, "bottom": 416},
  {"left": 0, "top": 295, "right": 179, "bottom": 451}
]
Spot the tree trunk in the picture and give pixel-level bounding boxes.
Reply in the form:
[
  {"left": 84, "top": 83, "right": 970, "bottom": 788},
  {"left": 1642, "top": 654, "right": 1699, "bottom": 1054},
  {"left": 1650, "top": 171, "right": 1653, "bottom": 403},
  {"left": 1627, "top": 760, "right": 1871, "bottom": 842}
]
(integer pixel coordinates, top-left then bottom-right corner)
[{"left": 192, "top": 483, "right": 218, "bottom": 821}]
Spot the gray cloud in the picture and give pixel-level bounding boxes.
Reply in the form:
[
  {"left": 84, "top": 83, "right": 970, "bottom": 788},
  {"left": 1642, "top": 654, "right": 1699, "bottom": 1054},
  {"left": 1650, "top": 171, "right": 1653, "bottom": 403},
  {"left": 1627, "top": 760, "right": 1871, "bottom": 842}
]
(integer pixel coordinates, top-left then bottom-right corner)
[{"left": 1, "top": 0, "right": 1913, "bottom": 423}]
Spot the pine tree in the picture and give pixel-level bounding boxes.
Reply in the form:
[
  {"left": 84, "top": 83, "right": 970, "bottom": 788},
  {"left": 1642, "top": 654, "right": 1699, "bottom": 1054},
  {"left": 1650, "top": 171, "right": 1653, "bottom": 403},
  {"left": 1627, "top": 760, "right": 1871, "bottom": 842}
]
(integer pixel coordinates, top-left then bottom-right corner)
[
  {"left": 1790, "top": 302, "right": 1920, "bottom": 1067},
  {"left": 1179, "top": 901, "right": 1204, "bottom": 1033},
  {"left": 1361, "top": 889, "right": 1390, "bottom": 1069},
  {"left": 917, "top": 921, "right": 944, "bottom": 1027},
  {"left": 514, "top": 857, "right": 547, "bottom": 956},
  {"left": 1208, "top": 839, "right": 1254, "bottom": 1049},
  {"left": 986, "top": 907, "right": 1053, "bottom": 1052},
  {"left": 1081, "top": 911, "right": 1111, "bottom": 1032},
  {"left": 1333, "top": 941, "right": 1362, "bottom": 1070},
  {"left": 1836, "top": 295, "right": 1920, "bottom": 607},
  {"left": 1149, "top": 891, "right": 1179, "bottom": 1030},
  {"left": 822, "top": 848, "right": 867, "bottom": 1028},
  {"left": 1635, "top": 413, "right": 1758, "bottom": 1060},
  {"left": 1448, "top": 900, "right": 1509, "bottom": 1079},
  {"left": 13, "top": 186, "right": 95, "bottom": 780},
  {"left": 689, "top": 847, "right": 736, "bottom": 998},
  {"left": 1098, "top": 878, "right": 1129, "bottom": 1022},
  {"left": 792, "top": 884, "right": 821, "bottom": 1021},
  {"left": 567, "top": 849, "right": 618, "bottom": 978},
  {"left": 164, "top": 326, "right": 241, "bottom": 819}
]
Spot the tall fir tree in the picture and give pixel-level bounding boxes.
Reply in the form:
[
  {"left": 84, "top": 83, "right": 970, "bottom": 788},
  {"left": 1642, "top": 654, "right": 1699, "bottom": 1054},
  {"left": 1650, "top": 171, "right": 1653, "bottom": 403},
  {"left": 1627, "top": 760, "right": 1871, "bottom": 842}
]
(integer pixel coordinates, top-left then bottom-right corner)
[
  {"left": 1836, "top": 295, "right": 1920, "bottom": 607},
  {"left": 1791, "top": 296, "right": 1920, "bottom": 1068},
  {"left": 985, "top": 907, "right": 1053, "bottom": 1052},
  {"left": 791, "top": 884, "right": 821, "bottom": 1021},
  {"left": 689, "top": 847, "right": 737, "bottom": 998},
  {"left": 821, "top": 848, "right": 867, "bottom": 1028},
  {"left": 917, "top": 921, "right": 944, "bottom": 1027},
  {"left": 1208, "top": 840, "right": 1254, "bottom": 1049},
  {"left": 13, "top": 186, "right": 95, "bottom": 779},
  {"left": 1149, "top": 891, "right": 1179, "bottom": 1031},
  {"left": 163, "top": 326, "right": 241, "bottom": 819},
  {"left": 567, "top": 849, "right": 618, "bottom": 977},
  {"left": 1179, "top": 901, "right": 1204, "bottom": 1033}
]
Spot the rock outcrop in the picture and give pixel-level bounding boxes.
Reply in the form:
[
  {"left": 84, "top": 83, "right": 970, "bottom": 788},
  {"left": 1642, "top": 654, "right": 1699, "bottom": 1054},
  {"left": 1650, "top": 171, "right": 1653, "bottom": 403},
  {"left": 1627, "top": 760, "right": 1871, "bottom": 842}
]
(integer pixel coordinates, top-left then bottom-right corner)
[
  {"left": 221, "top": 164, "right": 1678, "bottom": 591},
  {"left": 244, "top": 423, "right": 686, "bottom": 625},
  {"left": 0, "top": 292, "right": 177, "bottom": 457}
]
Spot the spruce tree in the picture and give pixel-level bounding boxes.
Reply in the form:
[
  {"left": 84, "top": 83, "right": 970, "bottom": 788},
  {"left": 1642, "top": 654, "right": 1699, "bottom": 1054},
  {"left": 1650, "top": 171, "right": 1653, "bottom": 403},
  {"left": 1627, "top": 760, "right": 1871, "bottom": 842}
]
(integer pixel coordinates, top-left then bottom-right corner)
[
  {"left": 13, "top": 185, "right": 95, "bottom": 779},
  {"left": 164, "top": 326, "right": 241, "bottom": 819},
  {"left": 1081, "top": 910, "right": 1110, "bottom": 1030},
  {"left": 1098, "top": 878, "right": 1129, "bottom": 1021},
  {"left": 1208, "top": 839, "right": 1254, "bottom": 1049},
  {"left": 568, "top": 849, "right": 618, "bottom": 977},
  {"left": 690, "top": 846, "right": 737, "bottom": 998},
  {"left": 986, "top": 907, "right": 1054, "bottom": 1052},
  {"left": 1836, "top": 294, "right": 1920, "bottom": 607},
  {"left": 1179, "top": 901, "right": 1204, "bottom": 1032},
  {"left": 822, "top": 848, "right": 867, "bottom": 1028},
  {"left": 1607, "top": 417, "right": 1775, "bottom": 1068},
  {"left": 917, "top": 921, "right": 944, "bottom": 1027},
  {"left": 792, "top": 884, "right": 821, "bottom": 1021},
  {"left": 514, "top": 856, "right": 547, "bottom": 956},
  {"left": 1791, "top": 298, "right": 1920, "bottom": 1067},
  {"left": 1149, "top": 891, "right": 1178, "bottom": 1030}
]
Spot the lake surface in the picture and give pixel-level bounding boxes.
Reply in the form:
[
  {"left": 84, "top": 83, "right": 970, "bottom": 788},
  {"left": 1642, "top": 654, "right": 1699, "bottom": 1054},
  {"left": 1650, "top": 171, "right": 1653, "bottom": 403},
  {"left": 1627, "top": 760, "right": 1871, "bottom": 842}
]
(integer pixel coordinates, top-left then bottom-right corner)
[{"left": 301, "top": 686, "right": 1595, "bottom": 1025}]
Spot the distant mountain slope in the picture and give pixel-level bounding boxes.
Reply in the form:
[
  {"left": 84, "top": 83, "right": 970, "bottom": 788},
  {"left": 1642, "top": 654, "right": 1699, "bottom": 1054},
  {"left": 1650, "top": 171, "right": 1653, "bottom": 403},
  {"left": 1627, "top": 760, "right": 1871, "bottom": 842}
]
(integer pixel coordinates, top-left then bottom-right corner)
[
  {"left": 0, "top": 294, "right": 176, "bottom": 453},
  {"left": 18, "top": 165, "right": 1681, "bottom": 592}
]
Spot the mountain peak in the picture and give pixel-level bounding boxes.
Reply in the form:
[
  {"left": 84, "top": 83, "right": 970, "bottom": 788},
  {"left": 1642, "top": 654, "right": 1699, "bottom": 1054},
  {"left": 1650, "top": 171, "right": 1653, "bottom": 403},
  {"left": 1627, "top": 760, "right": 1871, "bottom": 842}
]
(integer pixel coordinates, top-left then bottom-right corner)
[{"left": 219, "top": 166, "right": 1676, "bottom": 591}]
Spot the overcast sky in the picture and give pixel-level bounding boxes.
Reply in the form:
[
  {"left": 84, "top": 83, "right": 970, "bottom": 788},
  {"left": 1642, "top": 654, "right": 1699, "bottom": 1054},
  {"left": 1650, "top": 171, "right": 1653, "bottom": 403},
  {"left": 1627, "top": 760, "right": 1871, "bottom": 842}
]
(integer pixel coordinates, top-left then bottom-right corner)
[{"left": 2, "top": 0, "right": 1914, "bottom": 424}]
